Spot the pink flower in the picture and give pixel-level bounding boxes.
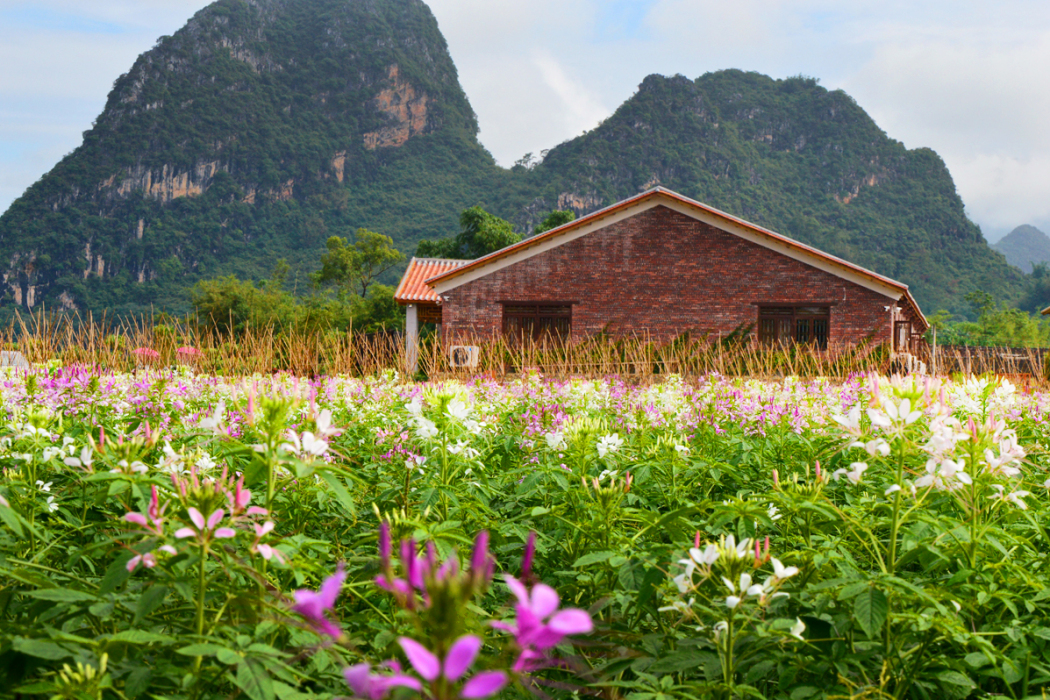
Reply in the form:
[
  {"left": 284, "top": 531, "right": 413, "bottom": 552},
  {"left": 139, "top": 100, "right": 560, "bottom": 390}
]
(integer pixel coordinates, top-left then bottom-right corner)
[
  {"left": 174, "top": 508, "right": 236, "bottom": 541},
  {"left": 343, "top": 661, "right": 421, "bottom": 700},
  {"left": 292, "top": 563, "right": 346, "bottom": 638},
  {"left": 124, "top": 485, "right": 167, "bottom": 535},
  {"left": 397, "top": 636, "right": 507, "bottom": 698},
  {"left": 176, "top": 346, "right": 201, "bottom": 356},
  {"left": 132, "top": 347, "right": 161, "bottom": 359},
  {"left": 493, "top": 575, "right": 593, "bottom": 672},
  {"left": 250, "top": 521, "right": 284, "bottom": 563}
]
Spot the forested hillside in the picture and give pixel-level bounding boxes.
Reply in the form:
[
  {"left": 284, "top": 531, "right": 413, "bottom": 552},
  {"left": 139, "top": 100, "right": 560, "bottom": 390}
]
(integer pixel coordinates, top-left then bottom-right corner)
[{"left": 0, "top": 0, "right": 1026, "bottom": 317}]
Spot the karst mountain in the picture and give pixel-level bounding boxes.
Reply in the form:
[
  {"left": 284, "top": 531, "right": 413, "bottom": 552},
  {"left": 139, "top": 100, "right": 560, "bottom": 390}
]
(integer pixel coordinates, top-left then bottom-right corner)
[{"left": 0, "top": 0, "right": 1026, "bottom": 316}]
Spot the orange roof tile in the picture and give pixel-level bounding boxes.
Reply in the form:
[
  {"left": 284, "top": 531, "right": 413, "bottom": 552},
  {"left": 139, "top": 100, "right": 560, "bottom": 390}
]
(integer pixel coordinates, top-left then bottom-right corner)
[{"left": 394, "top": 257, "right": 469, "bottom": 304}]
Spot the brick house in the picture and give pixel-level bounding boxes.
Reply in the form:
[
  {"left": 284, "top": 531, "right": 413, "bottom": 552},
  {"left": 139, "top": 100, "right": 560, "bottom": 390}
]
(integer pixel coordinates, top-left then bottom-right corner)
[{"left": 395, "top": 187, "right": 927, "bottom": 363}]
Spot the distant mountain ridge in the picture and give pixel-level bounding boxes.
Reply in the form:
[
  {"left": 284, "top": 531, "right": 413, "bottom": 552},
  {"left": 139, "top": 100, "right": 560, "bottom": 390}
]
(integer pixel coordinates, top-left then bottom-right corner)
[
  {"left": 0, "top": 0, "right": 1027, "bottom": 316},
  {"left": 993, "top": 225, "right": 1050, "bottom": 273}
]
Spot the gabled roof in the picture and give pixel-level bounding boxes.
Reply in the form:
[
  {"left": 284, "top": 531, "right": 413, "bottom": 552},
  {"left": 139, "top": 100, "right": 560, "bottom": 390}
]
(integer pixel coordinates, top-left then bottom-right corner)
[
  {"left": 426, "top": 187, "right": 928, "bottom": 331},
  {"left": 394, "top": 258, "right": 468, "bottom": 304}
]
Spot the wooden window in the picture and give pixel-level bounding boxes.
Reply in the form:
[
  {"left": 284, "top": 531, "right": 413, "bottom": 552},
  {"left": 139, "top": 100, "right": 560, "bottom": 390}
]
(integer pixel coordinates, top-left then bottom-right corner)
[
  {"left": 758, "top": 305, "right": 829, "bottom": 348},
  {"left": 503, "top": 303, "right": 572, "bottom": 342}
]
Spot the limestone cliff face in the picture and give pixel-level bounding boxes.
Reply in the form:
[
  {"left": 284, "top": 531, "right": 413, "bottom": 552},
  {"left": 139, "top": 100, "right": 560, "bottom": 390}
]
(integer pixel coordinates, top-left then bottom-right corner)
[{"left": 363, "top": 65, "right": 431, "bottom": 150}]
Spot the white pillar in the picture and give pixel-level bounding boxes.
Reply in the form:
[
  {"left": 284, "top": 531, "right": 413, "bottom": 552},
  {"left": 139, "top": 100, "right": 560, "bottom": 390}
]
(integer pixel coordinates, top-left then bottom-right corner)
[{"left": 406, "top": 304, "right": 419, "bottom": 375}]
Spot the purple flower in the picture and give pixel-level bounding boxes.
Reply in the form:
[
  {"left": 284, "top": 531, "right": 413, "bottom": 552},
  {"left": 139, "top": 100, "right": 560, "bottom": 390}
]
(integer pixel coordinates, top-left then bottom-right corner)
[
  {"left": 343, "top": 661, "right": 421, "bottom": 700},
  {"left": 397, "top": 635, "right": 507, "bottom": 698},
  {"left": 292, "top": 563, "right": 346, "bottom": 638},
  {"left": 493, "top": 576, "right": 593, "bottom": 672}
]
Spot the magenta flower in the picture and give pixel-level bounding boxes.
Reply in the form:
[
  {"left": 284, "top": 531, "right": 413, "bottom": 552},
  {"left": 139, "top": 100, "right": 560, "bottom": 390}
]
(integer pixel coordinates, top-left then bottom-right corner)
[
  {"left": 124, "top": 485, "right": 167, "bottom": 536},
  {"left": 292, "top": 563, "right": 346, "bottom": 638},
  {"left": 375, "top": 529, "right": 494, "bottom": 608},
  {"left": 174, "top": 508, "right": 236, "bottom": 542},
  {"left": 343, "top": 661, "right": 421, "bottom": 699},
  {"left": 397, "top": 636, "right": 507, "bottom": 699},
  {"left": 494, "top": 576, "right": 593, "bottom": 672}
]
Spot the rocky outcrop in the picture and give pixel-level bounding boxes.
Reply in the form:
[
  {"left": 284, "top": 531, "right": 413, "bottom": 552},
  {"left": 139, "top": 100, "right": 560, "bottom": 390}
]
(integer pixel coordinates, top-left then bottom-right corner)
[
  {"left": 557, "top": 191, "right": 603, "bottom": 214},
  {"left": 363, "top": 65, "right": 430, "bottom": 150},
  {"left": 100, "top": 161, "right": 224, "bottom": 204}
]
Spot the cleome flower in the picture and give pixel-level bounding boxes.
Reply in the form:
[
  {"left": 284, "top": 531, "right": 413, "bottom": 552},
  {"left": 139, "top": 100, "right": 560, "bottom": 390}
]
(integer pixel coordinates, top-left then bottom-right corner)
[
  {"left": 492, "top": 575, "right": 593, "bottom": 672},
  {"left": 291, "top": 563, "right": 346, "bottom": 639},
  {"left": 174, "top": 508, "right": 237, "bottom": 543},
  {"left": 596, "top": 432, "right": 624, "bottom": 458},
  {"left": 391, "top": 635, "right": 507, "bottom": 699}
]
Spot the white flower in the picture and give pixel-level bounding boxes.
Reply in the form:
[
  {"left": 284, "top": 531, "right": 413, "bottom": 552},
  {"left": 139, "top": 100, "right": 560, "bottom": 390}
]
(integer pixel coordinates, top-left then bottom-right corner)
[
  {"left": 832, "top": 405, "right": 863, "bottom": 436},
  {"left": 446, "top": 399, "right": 470, "bottom": 421},
  {"left": 771, "top": 558, "right": 798, "bottom": 580},
  {"left": 200, "top": 401, "right": 226, "bottom": 432},
  {"left": 45, "top": 495, "right": 58, "bottom": 513},
  {"left": 789, "top": 618, "right": 806, "bottom": 641},
  {"left": 713, "top": 621, "right": 728, "bottom": 640},
  {"left": 35, "top": 480, "right": 52, "bottom": 492},
  {"left": 42, "top": 447, "right": 62, "bottom": 462},
  {"left": 596, "top": 433, "right": 624, "bottom": 458},
  {"left": 832, "top": 462, "right": 868, "bottom": 485},
  {"left": 64, "top": 446, "right": 94, "bottom": 470},
  {"left": 415, "top": 418, "right": 438, "bottom": 440},
  {"left": 405, "top": 399, "right": 423, "bottom": 416},
  {"left": 300, "top": 432, "right": 329, "bottom": 457},
  {"left": 768, "top": 504, "right": 781, "bottom": 521},
  {"left": 545, "top": 431, "right": 567, "bottom": 451},
  {"left": 689, "top": 544, "right": 720, "bottom": 566},
  {"left": 314, "top": 409, "right": 337, "bottom": 437},
  {"left": 408, "top": 454, "right": 427, "bottom": 474},
  {"left": 990, "top": 484, "right": 1030, "bottom": 510},
  {"left": 672, "top": 573, "right": 691, "bottom": 593},
  {"left": 851, "top": 438, "right": 891, "bottom": 457},
  {"left": 598, "top": 469, "right": 619, "bottom": 482},
  {"left": 725, "top": 596, "right": 741, "bottom": 609},
  {"left": 951, "top": 600, "right": 962, "bottom": 613},
  {"left": 884, "top": 484, "right": 901, "bottom": 496},
  {"left": 674, "top": 444, "right": 690, "bottom": 457}
]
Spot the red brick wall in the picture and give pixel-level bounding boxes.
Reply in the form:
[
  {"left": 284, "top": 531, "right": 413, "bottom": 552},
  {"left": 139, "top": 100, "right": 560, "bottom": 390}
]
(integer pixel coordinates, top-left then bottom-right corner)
[{"left": 441, "top": 206, "right": 898, "bottom": 345}]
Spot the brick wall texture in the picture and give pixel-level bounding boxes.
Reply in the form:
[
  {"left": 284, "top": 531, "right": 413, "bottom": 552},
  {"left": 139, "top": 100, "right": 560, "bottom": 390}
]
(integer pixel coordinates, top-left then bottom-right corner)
[{"left": 441, "top": 206, "right": 920, "bottom": 345}]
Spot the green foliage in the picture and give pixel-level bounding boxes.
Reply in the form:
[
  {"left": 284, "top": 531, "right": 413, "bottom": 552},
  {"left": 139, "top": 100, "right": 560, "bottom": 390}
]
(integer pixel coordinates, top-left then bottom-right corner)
[
  {"left": 415, "top": 206, "right": 520, "bottom": 259},
  {"left": 927, "top": 291, "right": 1050, "bottom": 347},
  {"left": 314, "top": 229, "right": 404, "bottom": 297},
  {"left": 533, "top": 209, "right": 575, "bottom": 235}
]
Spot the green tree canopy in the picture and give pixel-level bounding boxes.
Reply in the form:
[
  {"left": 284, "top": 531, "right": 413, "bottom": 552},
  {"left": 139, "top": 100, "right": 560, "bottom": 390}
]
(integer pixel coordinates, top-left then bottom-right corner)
[
  {"left": 415, "top": 206, "right": 521, "bottom": 259},
  {"left": 314, "top": 229, "right": 404, "bottom": 297},
  {"left": 533, "top": 210, "right": 575, "bottom": 235}
]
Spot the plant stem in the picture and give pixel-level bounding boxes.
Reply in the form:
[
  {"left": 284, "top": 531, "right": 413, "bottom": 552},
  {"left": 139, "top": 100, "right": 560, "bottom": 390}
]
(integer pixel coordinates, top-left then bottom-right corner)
[{"left": 193, "top": 542, "right": 209, "bottom": 672}]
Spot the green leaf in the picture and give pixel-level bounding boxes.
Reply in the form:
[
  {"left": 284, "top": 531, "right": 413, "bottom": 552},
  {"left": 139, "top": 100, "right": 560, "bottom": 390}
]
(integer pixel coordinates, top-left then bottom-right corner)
[
  {"left": 134, "top": 584, "right": 169, "bottom": 625},
  {"left": 217, "top": 649, "right": 244, "bottom": 665},
  {"left": 13, "top": 638, "right": 73, "bottom": 660},
  {"left": 99, "top": 552, "right": 133, "bottom": 594},
  {"left": 104, "top": 630, "right": 175, "bottom": 645},
  {"left": 0, "top": 501, "right": 24, "bottom": 537},
  {"left": 572, "top": 551, "right": 616, "bottom": 568},
  {"left": 13, "top": 682, "right": 59, "bottom": 694},
  {"left": 233, "top": 658, "right": 275, "bottom": 700},
  {"left": 936, "top": 670, "right": 975, "bottom": 689},
  {"left": 177, "top": 643, "right": 227, "bottom": 656},
  {"left": 26, "top": 588, "right": 97, "bottom": 603},
  {"left": 853, "top": 586, "right": 888, "bottom": 638},
  {"left": 648, "top": 650, "right": 718, "bottom": 674},
  {"left": 319, "top": 472, "right": 356, "bottom": 518},
  {"left": 125, "top": 668, "right": 152, "bottom": 699}
]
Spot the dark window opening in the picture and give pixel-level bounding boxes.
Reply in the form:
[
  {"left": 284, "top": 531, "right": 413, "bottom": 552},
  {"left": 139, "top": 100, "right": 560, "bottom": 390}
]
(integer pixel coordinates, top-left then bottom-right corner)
[
  {"left": 503, "top": 303, "right": 572, "bottom": 342},
  {"left": 758, "top": 306, "right": 830, "bottom": 348}
]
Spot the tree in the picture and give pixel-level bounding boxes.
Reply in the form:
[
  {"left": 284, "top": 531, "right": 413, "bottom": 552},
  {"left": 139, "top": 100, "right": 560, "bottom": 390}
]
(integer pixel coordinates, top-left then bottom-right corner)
[
  {"left": 315, "top": 228, "right": 404, "bottom": 297},
  {"left": 533, "top": 210, "right": 575, "bottom": 235},
  {"left": 415, "top": 206, "right": 521, "bottom": 259}
]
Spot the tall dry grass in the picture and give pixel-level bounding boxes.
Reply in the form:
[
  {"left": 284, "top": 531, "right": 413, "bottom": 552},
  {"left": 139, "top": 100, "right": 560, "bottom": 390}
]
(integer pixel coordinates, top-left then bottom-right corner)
[
  {"left": 12, "top": 309, "right": 1043, "bottom": 381},
  {"left": 0, "top": 310, "right": 913, "bottom": 380}
]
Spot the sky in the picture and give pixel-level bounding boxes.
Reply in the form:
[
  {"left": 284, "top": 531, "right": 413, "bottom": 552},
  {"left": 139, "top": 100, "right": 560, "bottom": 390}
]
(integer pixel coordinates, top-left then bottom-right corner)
[{"left": 1, "top": 0, "right": 1049, "bottom": 242}]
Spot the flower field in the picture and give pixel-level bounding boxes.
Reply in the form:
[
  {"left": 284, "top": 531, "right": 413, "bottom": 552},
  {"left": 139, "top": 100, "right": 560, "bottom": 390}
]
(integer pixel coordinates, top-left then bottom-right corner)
[{"left": 2, "top": 366, "right": 1050, "bottom": 699}]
